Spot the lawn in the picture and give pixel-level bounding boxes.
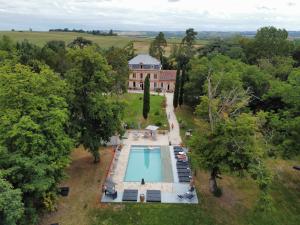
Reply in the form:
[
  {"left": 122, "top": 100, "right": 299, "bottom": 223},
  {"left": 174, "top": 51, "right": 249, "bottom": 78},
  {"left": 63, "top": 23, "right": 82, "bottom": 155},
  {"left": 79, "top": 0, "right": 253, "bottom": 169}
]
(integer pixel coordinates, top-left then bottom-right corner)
[
  {"left": 39, "top": 146, "right": 115, "bottom": 225},
  {"left": 120, "top": 93, "right": 168, "bottom": 130},
  {"left": 175, "top": 105, "right": 209, "bottom": 144},
  {"left": 0, "top": 31, "right": 208, "bottom": 54}
]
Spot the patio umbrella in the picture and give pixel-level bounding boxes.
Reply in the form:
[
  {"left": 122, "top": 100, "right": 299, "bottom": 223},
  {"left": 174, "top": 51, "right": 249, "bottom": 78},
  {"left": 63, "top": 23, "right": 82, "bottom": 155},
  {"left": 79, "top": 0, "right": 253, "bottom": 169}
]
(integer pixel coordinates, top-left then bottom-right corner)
[{"left": 145, "top": 125, "right": 159, "bottom": 131}]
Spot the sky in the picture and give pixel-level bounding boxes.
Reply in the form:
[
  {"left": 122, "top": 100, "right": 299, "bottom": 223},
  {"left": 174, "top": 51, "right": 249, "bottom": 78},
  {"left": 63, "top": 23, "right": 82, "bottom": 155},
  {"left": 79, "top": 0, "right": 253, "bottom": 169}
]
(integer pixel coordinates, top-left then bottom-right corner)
[{"left": 0, "top": 0, "right": 299, "bottom": 31}]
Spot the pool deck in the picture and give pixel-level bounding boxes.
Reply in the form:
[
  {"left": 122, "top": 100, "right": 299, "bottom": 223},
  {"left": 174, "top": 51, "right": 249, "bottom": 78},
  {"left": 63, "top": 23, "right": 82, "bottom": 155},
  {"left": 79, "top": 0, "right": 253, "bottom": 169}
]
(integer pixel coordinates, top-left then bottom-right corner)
[{"left": 101, "top": 130, "right": 198, "bottom": 204}]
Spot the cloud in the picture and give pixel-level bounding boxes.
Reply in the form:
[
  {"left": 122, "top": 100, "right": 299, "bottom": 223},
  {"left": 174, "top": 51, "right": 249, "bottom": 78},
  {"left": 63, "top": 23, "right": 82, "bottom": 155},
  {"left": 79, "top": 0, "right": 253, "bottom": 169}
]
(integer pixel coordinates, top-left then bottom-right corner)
[
  {"left": 0, "top": 0, "right": 299, "bottom": 31},
  {"left": 287, "top": 2, "right": 296, "bottom": 7},
  {"left": 256, "top": 6, "right": 276, "bottom": 11}
]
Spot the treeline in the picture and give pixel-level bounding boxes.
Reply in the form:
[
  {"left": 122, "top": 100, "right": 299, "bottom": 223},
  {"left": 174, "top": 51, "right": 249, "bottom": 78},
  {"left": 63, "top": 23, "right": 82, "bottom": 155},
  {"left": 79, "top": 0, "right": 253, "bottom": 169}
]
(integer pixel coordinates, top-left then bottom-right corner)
[
  {"left": 0, "top": 36, "right": 134, "bottom": 224},
  {"left": 49, "top": 28, "right": 117, "bottom": 36},
  {"left": 150, "top": 26, "right": 300, "bottom": 210}
]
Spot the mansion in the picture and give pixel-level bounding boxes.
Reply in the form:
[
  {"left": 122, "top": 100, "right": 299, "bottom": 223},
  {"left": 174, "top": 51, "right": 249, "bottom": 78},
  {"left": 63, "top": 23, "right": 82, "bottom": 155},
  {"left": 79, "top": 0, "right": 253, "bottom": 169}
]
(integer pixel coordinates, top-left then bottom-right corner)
[{"left": 128, "top": 54, "right": 176, "bottom": 92}]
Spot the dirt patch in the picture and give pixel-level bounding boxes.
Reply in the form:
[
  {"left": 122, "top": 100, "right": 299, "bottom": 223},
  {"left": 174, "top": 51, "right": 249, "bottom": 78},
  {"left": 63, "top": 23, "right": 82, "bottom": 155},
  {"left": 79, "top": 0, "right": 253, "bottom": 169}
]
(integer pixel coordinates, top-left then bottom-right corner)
[{"left": 39, "top": 146, "right": 114, "bottom": 225}]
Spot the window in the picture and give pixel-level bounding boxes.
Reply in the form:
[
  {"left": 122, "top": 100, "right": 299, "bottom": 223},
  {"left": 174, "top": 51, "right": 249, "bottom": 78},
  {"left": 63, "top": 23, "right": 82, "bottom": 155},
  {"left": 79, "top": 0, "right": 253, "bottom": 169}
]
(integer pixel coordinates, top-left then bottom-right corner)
[
  {"left": 154, "top": 82, "right": 157, "bottom": 88},
  {"left": 161, "top": 83, "right": 163, "bottom": 88},
  {"left": 133, "top": 81, "right": 136, "bottom": 87},
  {"left": 133, "top": 73, "right": 136, "bottom": 78},
  {"left": 140, "top": 73, "right": 143, "bottom": 79},
  {"left": 154, "top": 74, "right": 157, "bottom": 79},
  {"left": 140, "top": 64, "right": 143, "bottom": 69}
]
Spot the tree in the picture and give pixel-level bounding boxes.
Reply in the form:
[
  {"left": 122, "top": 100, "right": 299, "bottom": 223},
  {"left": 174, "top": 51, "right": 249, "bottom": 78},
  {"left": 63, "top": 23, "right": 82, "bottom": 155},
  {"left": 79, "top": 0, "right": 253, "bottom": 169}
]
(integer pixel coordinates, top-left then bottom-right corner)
[
  {"left": 0, "top": 173, "right": 24, "bottom": 225},
  {"left": 123, "top": 41, "right": 136, "bottom": 60},
  {"left": 181, "top": 28, "right": 198, "bottom": 59},
  {"left": 143, "top": 75, "right": 150, "bottom": 119},
  {"left": 178, "top": 65, "right": 186, "bottom": 107},
  {"left": 183, "top": 57, "right": 209, "bottom": 108},
  {"left": 190, "top": 113, "right": 264, "bottom": 193},
  {"left": 173, "top": 67, "right": 181, "bottom": 108},
  {"left": 40, "top": 40, "right": 68, "bottom": 74},
  {"left": 16, "top": 40, "right": 41, "bottom": 65},
  {"left": 198, "top": 36, "right": 246, "bottom": 61},
  {"left": 65, "top": 46, "right": 124, "bottom": 162},
  {"left": 0, "top": 63, "right": 72, "bottom": 224},
  {"left": 68, "top": 37, "right": 92, "bottom": 49},
  {"left": 105, "top": 46, "right": 129, "bottom": 93},
  {"left": 243, "top": 26, "right": 293, "bottom": 64},
  {"left": 175, "top": 28, "right": 198, "bottom": 106},
  {"left": 149, "top": 32, "right": 167, "bottom": 65}
]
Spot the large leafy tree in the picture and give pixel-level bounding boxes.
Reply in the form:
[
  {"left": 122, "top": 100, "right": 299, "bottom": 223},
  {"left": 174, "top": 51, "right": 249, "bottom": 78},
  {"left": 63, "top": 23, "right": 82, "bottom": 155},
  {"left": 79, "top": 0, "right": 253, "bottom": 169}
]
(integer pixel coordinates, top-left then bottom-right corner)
[
  {"left": 261, "top": 68, "right": 300, "bottom": 157},
  {"left": 40, "top": 40, "right": 68, "bottom": 74},
  {"left": 177, "top": 28, "right": 198, "bottom": 106},
  {"left": 189, "top": 57, "right": 273, "bottom": 210},
  {"left": 143, "top": 75, "right": 150, "bottom": 119},
  {"left": 16, "top": 40, "right": 41, "bottom": 65},
  {"left": 0, "top": 63, "right": 72, "bottom": 224},
  {"left": 105, "top": 46, "right": 130, "bottom": 93},
  {"left": 243, "top": 26, "right": 293, "bottom": 64},
  {"left": 149, "top": 32, "right": 167, "bottom": 65},
  {"left": 65, "top": 46, "right": 124, "bottom": 162},
  {"left": 0, "top": 169, "right": 24, "bottom": 225},
  {"left": 68, "top": 37, "right": 92, "bottom": 49}
]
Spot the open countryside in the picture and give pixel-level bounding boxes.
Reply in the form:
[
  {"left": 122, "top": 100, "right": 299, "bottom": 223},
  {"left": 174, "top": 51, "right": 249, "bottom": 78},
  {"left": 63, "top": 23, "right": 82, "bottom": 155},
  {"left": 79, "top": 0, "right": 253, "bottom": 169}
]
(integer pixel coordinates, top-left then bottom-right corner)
[{"left": 0, "top": 31, "right": 208, "bottom": 54}]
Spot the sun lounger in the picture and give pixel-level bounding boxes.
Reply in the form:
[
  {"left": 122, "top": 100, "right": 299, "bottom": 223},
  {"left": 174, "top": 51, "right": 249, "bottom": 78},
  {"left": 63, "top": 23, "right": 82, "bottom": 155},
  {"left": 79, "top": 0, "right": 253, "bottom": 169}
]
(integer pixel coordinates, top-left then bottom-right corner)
[
  {"left": 177, "top": 192, "right": 195, "bottom": 200},
  {"left": 178, "top": 174, "right": 192, "bottom": 182},
  {"left": 177, "top": 170, "right": 191, "bottom": 174},
  {"left": 179, "top": 177, "right": 191, "bottom": 182},
  {"left": 177, "top": 168, "right": 190, "bottom": 172},
  {"left": 176, "top": 165, "right": 190, "bottom": 171},
  {"left": 178, "top": 172, "right": 191, "bottom": 177},
  {"left": 122, "top": 189, "right": 138, "bottom": 202},
  {"left": 176, "top": 162, "right": 189, "bottom": 166},
  {"left": 146, "top": 190, "right": 161, "bottom": 202}
]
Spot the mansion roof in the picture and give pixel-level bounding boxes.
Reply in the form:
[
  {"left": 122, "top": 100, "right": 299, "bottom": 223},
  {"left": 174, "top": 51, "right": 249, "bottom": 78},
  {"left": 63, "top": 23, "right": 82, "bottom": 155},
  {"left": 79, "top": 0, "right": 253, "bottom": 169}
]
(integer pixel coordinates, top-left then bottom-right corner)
[{"left": 128, "top": 54, "right": 161, "bottom": 66}]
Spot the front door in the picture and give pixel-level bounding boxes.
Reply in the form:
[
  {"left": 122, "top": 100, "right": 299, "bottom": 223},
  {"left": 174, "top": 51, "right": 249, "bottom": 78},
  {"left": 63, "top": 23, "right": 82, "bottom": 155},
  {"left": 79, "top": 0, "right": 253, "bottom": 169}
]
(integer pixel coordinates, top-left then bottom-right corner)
[{"left": 140, "top": 82, "right": 144, "bottom": 90}]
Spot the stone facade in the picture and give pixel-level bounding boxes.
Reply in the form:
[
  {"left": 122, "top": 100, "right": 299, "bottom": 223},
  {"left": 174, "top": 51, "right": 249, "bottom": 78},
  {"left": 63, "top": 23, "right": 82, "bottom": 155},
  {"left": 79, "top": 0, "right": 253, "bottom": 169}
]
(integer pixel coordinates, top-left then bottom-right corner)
[{"left": 128, "top": 54, "right": 176, "bottom": 92}]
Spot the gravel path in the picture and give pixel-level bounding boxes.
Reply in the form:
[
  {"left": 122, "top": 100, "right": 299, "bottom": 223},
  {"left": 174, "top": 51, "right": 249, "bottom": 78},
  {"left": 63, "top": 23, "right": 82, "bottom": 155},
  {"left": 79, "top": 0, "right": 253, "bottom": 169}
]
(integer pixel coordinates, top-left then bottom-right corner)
[{"left": 165, "top": 93, "right": 182, "bottom": 145}]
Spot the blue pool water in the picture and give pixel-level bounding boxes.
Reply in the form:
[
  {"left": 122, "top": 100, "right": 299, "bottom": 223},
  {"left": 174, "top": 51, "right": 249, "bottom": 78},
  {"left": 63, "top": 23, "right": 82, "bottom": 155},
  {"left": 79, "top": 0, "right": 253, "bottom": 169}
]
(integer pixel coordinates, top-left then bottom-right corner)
[{"left": 124, "top": 146, "right": 162, "bottom": 182}]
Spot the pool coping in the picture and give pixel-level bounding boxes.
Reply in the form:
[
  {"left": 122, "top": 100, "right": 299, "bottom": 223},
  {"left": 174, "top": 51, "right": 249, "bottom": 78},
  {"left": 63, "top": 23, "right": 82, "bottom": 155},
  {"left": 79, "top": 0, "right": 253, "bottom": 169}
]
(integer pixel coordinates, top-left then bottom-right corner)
[{"left": 101, "top": 142, "right": 199, "bottom": 204}]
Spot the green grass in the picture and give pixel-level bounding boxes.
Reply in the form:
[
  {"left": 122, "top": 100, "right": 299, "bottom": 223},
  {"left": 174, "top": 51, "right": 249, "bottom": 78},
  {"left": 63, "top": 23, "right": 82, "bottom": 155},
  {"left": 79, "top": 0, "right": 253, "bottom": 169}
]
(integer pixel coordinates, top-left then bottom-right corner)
[
  {"left": 89, "top": 204, "right": 214, "bottom": 225},
  {"left": 120, "top": 93, "right": 168, "bottom": 129},
  {"left": 175, "top": 105, "right": 209, "bottom": 144},
  {"left": 0, "top": 31, "right": 208, "bottom": 54}
]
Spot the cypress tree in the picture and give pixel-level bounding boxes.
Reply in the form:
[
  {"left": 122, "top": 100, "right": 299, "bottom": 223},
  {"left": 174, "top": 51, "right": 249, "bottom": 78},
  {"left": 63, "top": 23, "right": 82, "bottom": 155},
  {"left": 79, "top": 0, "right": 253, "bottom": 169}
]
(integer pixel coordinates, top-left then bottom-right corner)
[
  {"left": 143, "top": 75, "right": 150, "bottom": 119},
  {"left": 179, "top": 66, "right": 186, "bottom": 107},
  {"left": 173, "top": 67, "right": 181, "bottom": 108}
]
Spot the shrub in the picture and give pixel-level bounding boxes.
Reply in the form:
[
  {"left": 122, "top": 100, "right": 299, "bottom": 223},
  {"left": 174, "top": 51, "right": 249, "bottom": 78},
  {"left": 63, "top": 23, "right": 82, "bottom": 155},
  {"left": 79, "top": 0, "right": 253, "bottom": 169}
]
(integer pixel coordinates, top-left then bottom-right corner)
[
  {"left": 179, "top": 120, "right": 187, "bottom": 129},
  {"left": 155, "top": 121, "right": 162, "bottom": 127},
  {"left": 154, "top": 111, "right": 160, "bottom": 116}
]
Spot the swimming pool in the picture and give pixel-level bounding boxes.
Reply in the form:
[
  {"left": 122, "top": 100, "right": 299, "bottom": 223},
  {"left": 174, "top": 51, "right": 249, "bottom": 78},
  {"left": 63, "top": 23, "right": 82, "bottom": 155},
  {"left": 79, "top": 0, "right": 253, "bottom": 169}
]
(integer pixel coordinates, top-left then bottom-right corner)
[{"left": 124, "top": 146, "right": 162, "bottom": 182}]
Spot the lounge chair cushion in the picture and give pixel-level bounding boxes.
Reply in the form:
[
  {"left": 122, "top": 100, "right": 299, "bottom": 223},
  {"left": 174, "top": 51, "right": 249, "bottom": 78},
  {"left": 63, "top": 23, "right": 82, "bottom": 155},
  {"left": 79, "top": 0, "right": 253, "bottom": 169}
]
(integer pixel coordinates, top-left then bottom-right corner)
[
  {"left": 122, "top": 189, "right": 138, "bottom": 201},
  {"left": 146, "top": 190, "right": 161, "bottom": 202}
]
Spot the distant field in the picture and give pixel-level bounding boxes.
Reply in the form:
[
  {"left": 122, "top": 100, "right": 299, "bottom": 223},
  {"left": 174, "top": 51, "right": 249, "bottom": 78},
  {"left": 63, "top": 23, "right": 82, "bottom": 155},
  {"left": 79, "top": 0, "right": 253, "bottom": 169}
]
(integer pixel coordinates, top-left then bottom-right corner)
[{"left": 0, "top": 31, "right": 208, "bottom": 54}]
